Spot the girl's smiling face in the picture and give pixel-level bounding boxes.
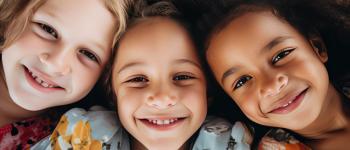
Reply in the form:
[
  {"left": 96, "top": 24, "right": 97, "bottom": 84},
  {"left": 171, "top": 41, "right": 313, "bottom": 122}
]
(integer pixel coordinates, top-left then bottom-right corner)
[
  {"left": 206, "top": 11, "right": 331, "bottom": 130},
  {"left": 113, "top": 17, "right": 207, "bottom": 150},
  {"left": 1, "top": 0, "right": 116, "bottom": 111}
]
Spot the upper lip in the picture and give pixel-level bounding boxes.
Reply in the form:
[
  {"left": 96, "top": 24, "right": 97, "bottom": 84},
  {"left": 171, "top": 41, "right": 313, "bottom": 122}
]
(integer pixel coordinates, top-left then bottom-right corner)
[
  {"left": 265, "top": 87, "right": 308, "bottom": 113},
  {"left": 27, "top": 66, "right": 63, "bottom": 88}
]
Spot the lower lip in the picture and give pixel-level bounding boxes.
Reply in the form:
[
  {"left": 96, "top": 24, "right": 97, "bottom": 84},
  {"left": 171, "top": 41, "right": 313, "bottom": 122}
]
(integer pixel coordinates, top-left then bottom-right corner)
[
  {"left": 270, "top": 88, "right": 308, "bottom": 114},
  {"left": 24, "top": 66, "right": 63, "bottom": 93},
  {"left": 139, "top": 118, "right": 185, "bottom": 131}
]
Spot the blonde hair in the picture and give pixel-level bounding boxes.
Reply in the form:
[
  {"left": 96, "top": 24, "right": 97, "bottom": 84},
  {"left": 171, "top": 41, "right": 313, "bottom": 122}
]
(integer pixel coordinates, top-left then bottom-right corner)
[{"left": 0, "top": 0, "right": 131, "bottom": 50}]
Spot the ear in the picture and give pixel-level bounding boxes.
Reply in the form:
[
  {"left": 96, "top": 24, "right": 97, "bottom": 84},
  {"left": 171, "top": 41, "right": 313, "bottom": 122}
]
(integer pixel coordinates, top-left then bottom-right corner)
[{"left": 309, "top": 36, "right": 328, "bottom": 63}]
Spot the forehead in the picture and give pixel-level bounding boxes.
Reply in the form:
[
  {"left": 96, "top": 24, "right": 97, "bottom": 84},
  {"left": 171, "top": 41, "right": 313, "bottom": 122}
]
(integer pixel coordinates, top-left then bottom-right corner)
[
  {"left": 116, "top": 17, "right": 198, "bottom": 63},
  {"left": 34, "top": 0, "right": 116, "bottom": 49},
  {"left": 208, "top": 11, "right": 299, "bottom": 57},
  {"left": 206, "top": 11, "right": 304, "bottom": 78}
]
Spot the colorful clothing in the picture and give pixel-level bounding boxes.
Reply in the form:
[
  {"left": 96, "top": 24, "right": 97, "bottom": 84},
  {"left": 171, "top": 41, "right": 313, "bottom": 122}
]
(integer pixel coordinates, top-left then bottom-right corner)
[
  {"left": 0, "top": 115, "right": 57, "bottom": 150},
  {"left": 31, "top": 106, "right": 130, "bottom": 150},
  {"left": 258, "top": 128, "right": 311, "bottom": 150},
  {"left": 192, "top": 116, "right": 253, "bottom": 150},
  {"left": 32, "top": 106, "right": 253, "bottom": 150}
]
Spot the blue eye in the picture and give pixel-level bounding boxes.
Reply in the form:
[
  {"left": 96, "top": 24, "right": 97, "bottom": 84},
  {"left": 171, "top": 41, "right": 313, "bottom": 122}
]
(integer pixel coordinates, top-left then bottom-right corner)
[
  {"left": 272, "top": 48, "right": 295, "bottom": 64},
  {"left": 233, "top": 75, "right": 252, "bottom": 90},
  {"left": 37, "top": 22, "right": 58, "bottom": 39},
  {"left": 79, "top": 49, "right": 99, "bottom": 63}
]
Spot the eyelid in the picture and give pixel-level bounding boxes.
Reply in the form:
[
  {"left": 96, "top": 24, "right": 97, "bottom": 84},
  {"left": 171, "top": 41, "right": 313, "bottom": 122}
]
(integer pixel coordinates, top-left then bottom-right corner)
[
  {"left": 271, "top": 47, "right": 295, "bottom": 64},
  {"left": 123, "top": 75, "right": 148, "bottom": 83},
  {"left": 232, "top": 75, "right": 252, "bottom": 91},
  {"left": 79, "top": 48, "right": 101, "bottom": 64},
  {"left": 174, "top": 72, "right": 196, "bottom": 77},
  {"left": 32, "top": 21, "right": 59, "bottom": 40}
]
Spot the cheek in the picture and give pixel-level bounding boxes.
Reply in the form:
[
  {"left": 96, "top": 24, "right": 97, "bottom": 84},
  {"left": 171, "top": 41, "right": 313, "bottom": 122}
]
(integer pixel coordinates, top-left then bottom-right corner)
[
  {"left": 116, "top": 88, "right": 143, "bottom": 119},
  {"left": 14, "top": 28, "right": 49, "bottom": 53},
  {"left": 72, "top": 68, "right": 100, "bottom": 91},
  {"left": 232, "top": 92, "right": 261, "bottom": 121},
  {"left": 180, "top": 85, "right": 207, "bottom": 117},
  {"left": 291, "top": 55, "right": 329, "bottom": 92}
]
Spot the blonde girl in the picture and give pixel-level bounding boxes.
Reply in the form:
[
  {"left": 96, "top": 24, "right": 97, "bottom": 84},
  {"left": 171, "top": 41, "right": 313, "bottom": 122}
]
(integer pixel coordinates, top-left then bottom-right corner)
[{"left": 0, "top": 0, "right": 130, "bottom": 148}]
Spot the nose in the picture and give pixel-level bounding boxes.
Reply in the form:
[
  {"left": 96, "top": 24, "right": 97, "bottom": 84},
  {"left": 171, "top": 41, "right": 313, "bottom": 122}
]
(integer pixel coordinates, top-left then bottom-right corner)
[
  {"left": 146, "top": 84, "right": 178, "bottom": 109},
  {"left": 259, "top": 72, "right": 288, "bottom": 97},
  {"left": 39, "top": 49, "right": 72, "bottom": 76}
]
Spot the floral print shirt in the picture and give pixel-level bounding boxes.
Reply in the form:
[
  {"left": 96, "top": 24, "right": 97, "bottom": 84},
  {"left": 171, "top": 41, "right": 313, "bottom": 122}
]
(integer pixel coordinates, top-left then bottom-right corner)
[
  {"left": 32, "top": 107, "right": 253, "bottom": 150},
  {"left": 0, "top": 115, "right": 57, "bottom": 150}
]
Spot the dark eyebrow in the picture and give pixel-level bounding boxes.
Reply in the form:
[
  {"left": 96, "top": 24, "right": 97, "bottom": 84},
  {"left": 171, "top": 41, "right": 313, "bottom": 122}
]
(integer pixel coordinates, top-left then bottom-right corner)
[
  {"left": 263, "top": 36, "right": 291, "bottom": 53},
  {"left": 221, "top": 67, "right": 238, "bottom": 85}
]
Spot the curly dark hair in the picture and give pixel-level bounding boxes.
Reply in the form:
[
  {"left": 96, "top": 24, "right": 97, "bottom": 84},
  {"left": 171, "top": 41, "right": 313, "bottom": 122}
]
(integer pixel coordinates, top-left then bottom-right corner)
[
  {"left": 174, "top": 0, "right": 350, "bottom": 146},
  {"left": 195, "top": 0, "right": 350, "bottom": 86}
]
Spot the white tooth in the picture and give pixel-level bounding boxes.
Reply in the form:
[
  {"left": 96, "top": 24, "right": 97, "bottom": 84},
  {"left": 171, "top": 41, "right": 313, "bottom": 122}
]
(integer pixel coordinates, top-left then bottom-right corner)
[
  {"left": 31, "top": 72, "right": 36, "bottom": 77},
  {"left": 158, "top": 120, "right": 164, "bottom": 125},
  {"left": 31, "top": 73, "right": 36, "bottom": 78},
  {"left": 152, "top": 120, "right": 156, "bottom": 124},
  {"left": 164, "top": 120, "right": 170, "bottom": 125},
  {"left": 42, "top": 82, "right": 49, "bottom": 88},
  {"left": 35, "top": 78, "right": 42, "bottom": 84}
]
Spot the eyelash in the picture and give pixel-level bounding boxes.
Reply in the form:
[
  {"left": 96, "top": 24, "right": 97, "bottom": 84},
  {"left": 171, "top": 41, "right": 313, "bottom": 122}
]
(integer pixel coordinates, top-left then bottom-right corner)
[
  {"left": 173, "top": 74, "right": 195, "bottom": 81},
  {"left": 124, "top": 72, "right": 196, "bottom": 88},
  {"left": 125, "top": 76, "right": 149, "bottom": 83},
  {"left": 271, "top": 48, "right": 295, "bottom": 64},
  {"left": 35, "top": 22, "right": 100, "bottom": 63},
  {"left": 231, "top": 48, "right": 295, "bottom": 91},
  {"left": 36, "top": 22, "right": 58, "bottom": 39},
  {"left": 233, "top": 75, "right": 252, "bottom": 90},
  {"left": 79, "top": 49, "right": 99, "bottom": 63}
]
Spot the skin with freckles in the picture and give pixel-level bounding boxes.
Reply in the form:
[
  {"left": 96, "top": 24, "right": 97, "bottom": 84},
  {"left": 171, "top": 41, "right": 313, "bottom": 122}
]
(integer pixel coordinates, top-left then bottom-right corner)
[
  {"left": 0, "top": 0, "right": 116, "bottom": 126},
  {"left": 206, "top": 10, "right": 350, "bottom": 149},
  {"left": 112, "top": 17, "right": 207, "bottom": 150}
]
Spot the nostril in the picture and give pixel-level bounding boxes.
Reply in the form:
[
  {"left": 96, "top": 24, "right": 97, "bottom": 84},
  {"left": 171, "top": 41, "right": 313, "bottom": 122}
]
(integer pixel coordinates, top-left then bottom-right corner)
[{"left": 278, "top": 75, "right": 288, "bottom": 90}]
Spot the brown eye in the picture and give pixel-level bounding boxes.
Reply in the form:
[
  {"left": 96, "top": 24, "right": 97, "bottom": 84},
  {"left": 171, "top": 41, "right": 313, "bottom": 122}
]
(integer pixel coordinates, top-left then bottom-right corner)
[
  {"left": 124, "top": 75, "right": 149, "bottom": 88},
  {"left": 233, "top": 75, "right": 252, "bottom": 90},
  {"left": 79, "top": 49, "right": 99, "bottom": 63},
  {"left": 37, "top": 22, "right": 58, "bottom": 39},
  {"left": 126, "top": 76, "right": 148, "bottom": 83},
  {"left": 173, "top": 74, "right": 195, "bottom": 81},
  {"left": 272, "top": 48, "right": 295, "bottom": 64}
]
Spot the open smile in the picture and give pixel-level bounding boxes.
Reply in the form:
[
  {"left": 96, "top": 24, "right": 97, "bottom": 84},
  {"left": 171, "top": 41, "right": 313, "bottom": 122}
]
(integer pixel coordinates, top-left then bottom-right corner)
[
  {"left": 139, "top": 117, "right": 186, "bottom": 131},
  {"left": 23, "top": 65, "right": 64, "bottom": 92},
  {"left": 268, "top": 88, "right": 308, "bottom": 114}
]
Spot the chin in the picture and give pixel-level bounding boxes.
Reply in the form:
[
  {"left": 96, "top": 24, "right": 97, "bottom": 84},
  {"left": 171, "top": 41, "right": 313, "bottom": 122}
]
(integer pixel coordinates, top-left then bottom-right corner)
[
  {"left": 10, "top": 94, "right": 46, "bottom": 111},
  {"left": 144, "top": 140, "right": 185, "bottom": 150}
]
